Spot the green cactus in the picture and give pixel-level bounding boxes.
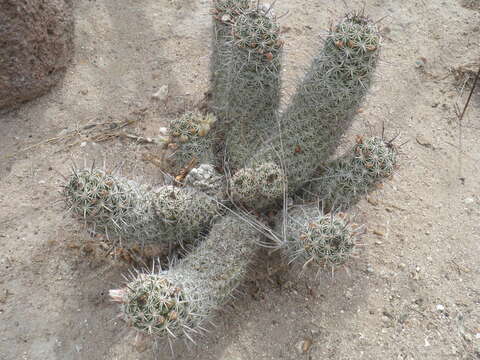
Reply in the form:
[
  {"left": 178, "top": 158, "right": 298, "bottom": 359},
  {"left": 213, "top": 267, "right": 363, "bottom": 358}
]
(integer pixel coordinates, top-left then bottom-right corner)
[
  {"left": 110, "top": 214, "right": 260, "bottom": 339},
  {"left": 211, "top": 0, "right": 252, "bottom": 121},
  {"left": 63, "top": 168, "right": 220, "bottom": 247},
  {"left": 277, "top": 206, "right": 359, "bottom": 269},
  {"left": 167, "top": 111, "right": 217, "bottom": 172},
  {"left": 223, "top": 7, "right": 283, "bottom": 169},
  {"left": 230, "top": 13, "right": 380, "bottom": 209},
  {"left": 307, "top": 136, "right": 397, "bottom": 210}
]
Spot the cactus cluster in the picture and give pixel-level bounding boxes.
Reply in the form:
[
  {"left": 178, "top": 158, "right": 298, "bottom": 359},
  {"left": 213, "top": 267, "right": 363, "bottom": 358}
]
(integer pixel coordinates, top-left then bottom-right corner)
[
  {"left": 230, "top": 12, "right": 381, "bottom": 209},
  {"left": 308, "top": 136, "right": 397, "bottom": 210},
  {"left": 110, "top": 215, "right": 260, "bottom": 339},
  {"left": 61, "top": 2, "right": 399, "bottom": 347}
]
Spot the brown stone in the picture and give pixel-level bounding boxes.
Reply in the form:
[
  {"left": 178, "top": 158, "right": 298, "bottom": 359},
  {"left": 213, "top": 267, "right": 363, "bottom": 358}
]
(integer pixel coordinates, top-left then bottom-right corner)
[{"left": 0, "top": 0, "right": 73, "bottom": 111}]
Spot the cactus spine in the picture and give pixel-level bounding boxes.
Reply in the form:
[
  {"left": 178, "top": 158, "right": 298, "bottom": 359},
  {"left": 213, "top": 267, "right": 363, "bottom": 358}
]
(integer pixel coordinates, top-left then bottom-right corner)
[
  {"left": 110, "top": 215, "right": 260, "bottom": 339},
  {"left": 230, "top": 13, "right": 380, "bottom": 209},
  {"left": 63, "top": 168, "right": 220, "bottom": 247},
  {"left": 223, "top": 8, "right": 283, "bottom": 169}
]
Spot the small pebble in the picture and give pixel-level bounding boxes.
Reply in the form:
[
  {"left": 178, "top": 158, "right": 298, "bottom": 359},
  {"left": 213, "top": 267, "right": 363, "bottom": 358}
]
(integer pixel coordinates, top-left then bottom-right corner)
[
  {"left": 464, "top": 197, "right": 475, "bottom": 205},
  {"left": 296, "top": 338, "right": 313, "bottom": 354},
  {"left": 436, "top": 304, "right": 445, "bottom": 311},
  {"left": 152, "top": 85, "right": 169, "bottom": 101}
]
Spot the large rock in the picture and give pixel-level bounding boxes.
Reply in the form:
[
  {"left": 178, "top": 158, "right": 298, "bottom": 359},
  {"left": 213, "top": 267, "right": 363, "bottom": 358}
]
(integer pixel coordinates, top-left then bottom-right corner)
[{"left": 0, "top": 0, "right": 73, "bottom": 110}]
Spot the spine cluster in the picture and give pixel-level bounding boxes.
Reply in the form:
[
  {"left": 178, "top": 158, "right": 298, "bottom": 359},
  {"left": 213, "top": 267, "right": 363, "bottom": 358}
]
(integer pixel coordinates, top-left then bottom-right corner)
[{"left": 277, "top": 206, "right": 359, "bottom": 269}]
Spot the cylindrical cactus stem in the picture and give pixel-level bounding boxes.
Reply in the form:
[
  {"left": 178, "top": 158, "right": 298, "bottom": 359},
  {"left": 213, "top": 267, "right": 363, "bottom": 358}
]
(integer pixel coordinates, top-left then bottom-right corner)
[
  {"left": 230, "top": 13, "right": 380, "bottom": 209},
  {"left": 308, "top": 136, "right": 397, "bottom": 211},
  {"left": 110, "top": 214, "right": 261, "bottom": 339},
  {"left": 63, "top": 168, "right": 220, "bottom": 247},
  {"left": 276, "top": 205, "right": 360, "bottom": 270},
  {"left": 211, "top": 0, "right": 252, "bottom": 121},
  {"left": 223, "top": 7, "right": 283, "bottom": 169}
]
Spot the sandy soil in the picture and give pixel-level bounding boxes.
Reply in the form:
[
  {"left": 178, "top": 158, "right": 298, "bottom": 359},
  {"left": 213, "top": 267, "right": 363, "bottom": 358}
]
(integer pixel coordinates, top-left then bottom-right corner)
[{"left": 0, "top": 0, "right": 479, "bottom": 359}]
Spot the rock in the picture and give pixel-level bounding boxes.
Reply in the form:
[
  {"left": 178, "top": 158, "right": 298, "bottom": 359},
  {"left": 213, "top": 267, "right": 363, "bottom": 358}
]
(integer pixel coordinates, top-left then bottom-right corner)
[
  {"left": 296, "top": 338, "right": 313, "bottom": 354},
  {"left": 152, "top": 85, "right": 169, "bottom": 101},
  {"left": 0, "top": 0, "right": 74, "bottom": 111}
]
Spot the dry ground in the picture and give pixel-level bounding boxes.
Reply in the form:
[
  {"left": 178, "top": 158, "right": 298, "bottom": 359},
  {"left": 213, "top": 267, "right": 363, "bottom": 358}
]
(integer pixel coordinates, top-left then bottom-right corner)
[{"left": 0, "top": 0, "right": 479, "bottom": 359}]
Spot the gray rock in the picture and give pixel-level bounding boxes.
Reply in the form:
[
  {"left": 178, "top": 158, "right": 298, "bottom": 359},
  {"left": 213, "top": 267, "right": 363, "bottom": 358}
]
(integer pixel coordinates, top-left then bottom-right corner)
[{"left": 0, "top": 0, "right": 74, "bottom": 111}]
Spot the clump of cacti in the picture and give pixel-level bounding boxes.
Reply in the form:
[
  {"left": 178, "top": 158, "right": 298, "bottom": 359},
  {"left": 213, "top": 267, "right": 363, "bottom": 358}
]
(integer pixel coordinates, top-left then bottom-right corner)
[
  {"left": 277, "top": 206, "right": 359, "bottom": 269},
  {"left": 167, "top": 111, "right": 217, "bottom": 171},
  {"left": 110, "top": 215, "right": 260, "bottom": 339},
  {"left": 63, "top": 168, "right": 220, "bottom": 247},
  {"left": 230, "top": 12, "right": 381, "bottom": 209},
  {"left": 308, "top": 136, "right": 397, "bottom": 210},
  {"left": 61, "top": 3, "right": 400, "bottom": 348}
]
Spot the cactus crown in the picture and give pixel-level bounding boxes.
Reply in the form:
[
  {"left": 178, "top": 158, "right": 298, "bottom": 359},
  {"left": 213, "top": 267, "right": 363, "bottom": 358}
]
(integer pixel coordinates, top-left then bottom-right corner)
[
  {"left": 284, "top": 208, "right": 358, "bottom": 269},
  {"left": 233, "top": 10, "right": 282, "bottom": 57},
  {"left": 112, "top": 273, "right": 193, "bottom": 338},
  {"left": 213, "top": 0, "right": 251, "bottom": 24},
  {"left": 307, "top": 136, "right": 397, "bottom": 210},
  {"left": 63, "top": 168, "right": 159, "bottom": 245},
  {"left": 352, "top": 136, "right": 396, "bottom": 178},
  {"left": 230, "top": 162, "right": 285, "bottom": 209},
  {"left": 168, "top": 111, "right": 217, "bottom": 170},
  {"left": 330, "top": 12, "right": 380, "bottom": 55}
]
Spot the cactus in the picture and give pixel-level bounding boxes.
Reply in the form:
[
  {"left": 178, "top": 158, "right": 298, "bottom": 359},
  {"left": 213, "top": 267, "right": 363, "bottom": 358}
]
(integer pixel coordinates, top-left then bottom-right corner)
[
  {"left": 110, "top": 214, "right": 260, "bottom": 339},
  {"left": 211, "top": 0, "right": 252, "bottom": 121},
  {"left": 277, "top": 206, "right": 359, "bottom": 269},
  {"left": 63, "top": 168, "right": 220, "bottom": 247},
  {"left": 307, "top": 136, "right": 397, "bottom": 210},
  {"left": 229, "top": 161, "right": 284, "bottom": 210},
  {"left": 62, "top": 7, "right": 400, "bottom": 349},
  {"left": 222, "top": 7, "right": 283, "bottom": 169},
  {"left": 230, "top": 13, "right": 381, "bottom": 209},
  {"left": 154, "top": 185, "right": 221, "bottom": 244},
  {"left": 167, "top": 111, "right": 217, "bottom": 172},
  {"left": 63, "top": 168, "right": 160, "bottom": 246}
]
